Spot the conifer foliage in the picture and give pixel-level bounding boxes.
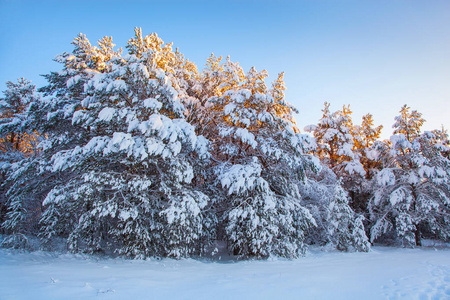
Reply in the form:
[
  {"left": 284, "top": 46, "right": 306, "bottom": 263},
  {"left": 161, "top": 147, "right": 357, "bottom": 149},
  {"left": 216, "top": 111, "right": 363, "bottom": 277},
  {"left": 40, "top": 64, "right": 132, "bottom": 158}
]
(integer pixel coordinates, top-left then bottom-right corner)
[
  {"left": 40, "top": 30, "right": 215, "bottom": 258},
  {"left": 0, "top": 78, "right": 40, "bottom": 160},
  {"left": 327, "top": 183, "right": 370, "bottom": 252},
  {"left": 305, "top": 103, "right": 382, "bottom": 212},
  {"left": 198, "top": 59, "right": 320, "bottom": 257},
  {"left": 0, "top": 28, "right": 376, "bottom": 258},
  {"left": 369, "top": 106, "right": 450, "bottom": 246},
  {"left": 305, "top": 102, "right": 365, "bottom": 177},
  {"left": 2, "top": 29, "right": 213, "bottom": 257},
  {"left": 299, "top": 170, "right": 370, "bottom": 252},
  {"left": 306, "top": 101, "right": 450, "bottom": 247},
  {"left": 0, "top": 79, "right": 41, "bottom": 247}
]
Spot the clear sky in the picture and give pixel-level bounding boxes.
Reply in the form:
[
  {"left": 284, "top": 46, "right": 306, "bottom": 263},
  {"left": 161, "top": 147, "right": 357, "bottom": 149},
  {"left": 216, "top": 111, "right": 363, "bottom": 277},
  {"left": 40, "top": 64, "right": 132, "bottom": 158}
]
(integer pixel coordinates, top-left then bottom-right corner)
[{"left": 1, "top": 0, "right": 449, "bottom": 138}]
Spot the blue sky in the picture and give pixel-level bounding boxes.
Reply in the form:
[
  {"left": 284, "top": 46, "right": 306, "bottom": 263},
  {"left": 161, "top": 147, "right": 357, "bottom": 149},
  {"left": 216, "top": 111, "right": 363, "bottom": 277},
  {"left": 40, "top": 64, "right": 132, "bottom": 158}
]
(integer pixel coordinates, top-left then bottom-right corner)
[{"left": 1, "top": 0, "right": 449, "bottom": 138}]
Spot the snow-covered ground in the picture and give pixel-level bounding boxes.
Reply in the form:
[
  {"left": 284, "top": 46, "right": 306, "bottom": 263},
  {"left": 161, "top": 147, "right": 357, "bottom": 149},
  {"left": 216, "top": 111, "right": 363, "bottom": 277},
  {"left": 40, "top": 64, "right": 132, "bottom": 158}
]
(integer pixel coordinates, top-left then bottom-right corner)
[{"left": 1, "top": 246, "right": 450, "bottom": 300}]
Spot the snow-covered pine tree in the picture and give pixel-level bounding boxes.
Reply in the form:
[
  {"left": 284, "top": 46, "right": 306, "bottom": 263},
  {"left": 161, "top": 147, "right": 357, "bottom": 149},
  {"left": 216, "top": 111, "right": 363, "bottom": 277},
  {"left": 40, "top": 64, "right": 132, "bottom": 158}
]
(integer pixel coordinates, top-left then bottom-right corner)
[
  {"left": 347, "top": 113, "right": 384, "bottom": 212},
  {"left": 305, "top": 103, "right": 373, "bottom": 211},
  {"left": 305, "top": 102, "right": 365, "bottom": 178},
  {"left": 369, "top": 105, "right": 450, "bottom": 246},
  {"left": 326, "top": 182, "right": 370, "bottom": 251},
  {"left": 0, "top": 79, "right": 41, "bottom": 247},
  {"left": 0, "top": 78, "right": 40, "bottom": 160},
  {"left": 50, "top": 29, "right": 215, "bottom": 258},
  {"left": 2, "top": 29, "right": 215, "bottom": 258},
  {"left": 392, "top": 104, "right": 424, "bottom": 141},
  {"left": 1, "top": 34, "right": 118, "bottom": 248},
  {"left": 353, "top": 113, "right": 383, "bottom": 175},
  {"left": 429, "top": 127, "right": 450, "bottom": 159},
  {"left": 197, "top": 59, "right": 319, "bottom": 258},
  {"left": 299, "top": 168, "right": 370, "bottom": 252}
]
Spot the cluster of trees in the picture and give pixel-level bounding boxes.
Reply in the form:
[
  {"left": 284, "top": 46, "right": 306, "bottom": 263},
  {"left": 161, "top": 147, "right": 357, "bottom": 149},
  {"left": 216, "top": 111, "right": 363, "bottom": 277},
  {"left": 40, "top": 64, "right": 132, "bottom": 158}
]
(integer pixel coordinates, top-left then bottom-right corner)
[
  {"left": 306, "top": 102, "right": 450, "bottom": 246},
  {"left": 0, "top": 29, "right": 448, "bottom": 259}
]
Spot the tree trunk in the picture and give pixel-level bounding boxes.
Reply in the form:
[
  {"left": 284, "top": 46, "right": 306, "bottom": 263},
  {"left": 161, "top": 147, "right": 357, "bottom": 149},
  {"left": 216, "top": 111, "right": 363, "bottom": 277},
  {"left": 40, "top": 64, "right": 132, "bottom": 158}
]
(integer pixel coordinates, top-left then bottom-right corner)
[
  {"left": 411, "top": 186, "right": 421, "bottom": 247},
  {"left": 14, "top": 134, "right": 20, "bottom": 151},
  {"left": 415, "top": 228, "right": 422, "bottom": 247},
  {"left": 10, "top": 132, "right": 15, "bottom": 144}
]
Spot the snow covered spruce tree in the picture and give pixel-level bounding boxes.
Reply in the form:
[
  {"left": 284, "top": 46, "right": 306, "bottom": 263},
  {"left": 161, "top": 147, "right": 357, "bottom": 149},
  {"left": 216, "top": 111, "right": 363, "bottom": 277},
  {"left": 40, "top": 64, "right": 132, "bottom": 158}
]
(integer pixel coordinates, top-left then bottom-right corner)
[
  {"left": 326, "top": 182, "right": 370, "bottom": 251},
  {"left": 349, "top": 113, "right": 384, "bottom": 212},
  {"left": 369, "top": 105, "right": 450, "bottom": 246},
  {"left": 305, "top": 102, "right": 364, "bottom": 176},
  {"left": 305, "top": 103, "right": 382, "bottom": 212},
  {"left": 353, "top": 113, "right": 383, "bottom": 174},
  {"left": 0, "top": 78, "right": 40, "bottom": 158},
  {"left": 299, "top": 168, "right": 370, "bottom": 252},
  {"left": 193, "top": 56, "right": 320, "bottom": 258},
  {"left": 429, "top": 127, "right": 450, "bottom": 159},
  {"left": 1, "top": 35, "right": 122, "bottom": 248},
  {"left": 3, "top": 29, "right": 215, "bottom": 258},
  {"left": 0, "top": 79, "right": 41, "bottom": 246}
]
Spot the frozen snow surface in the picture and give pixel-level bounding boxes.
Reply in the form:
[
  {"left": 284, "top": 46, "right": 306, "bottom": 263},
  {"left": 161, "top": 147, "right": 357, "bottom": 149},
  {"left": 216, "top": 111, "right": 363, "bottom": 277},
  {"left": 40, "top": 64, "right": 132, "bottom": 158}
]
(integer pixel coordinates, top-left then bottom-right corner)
[{"left": 1, "top": 246, "right": 450, "bottom": 300}]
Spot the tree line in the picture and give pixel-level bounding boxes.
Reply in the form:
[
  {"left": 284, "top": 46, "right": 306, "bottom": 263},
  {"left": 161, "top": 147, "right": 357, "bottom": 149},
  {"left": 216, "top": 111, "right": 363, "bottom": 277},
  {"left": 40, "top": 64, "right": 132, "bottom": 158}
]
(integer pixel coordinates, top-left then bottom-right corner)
[{"left": 0, "top": 28, "right": 448, "bottom": 259}]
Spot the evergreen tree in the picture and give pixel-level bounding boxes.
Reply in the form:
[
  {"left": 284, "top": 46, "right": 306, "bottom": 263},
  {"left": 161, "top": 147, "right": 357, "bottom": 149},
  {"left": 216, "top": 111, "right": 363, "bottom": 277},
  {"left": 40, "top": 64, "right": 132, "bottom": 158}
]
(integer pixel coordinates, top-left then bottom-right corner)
[
  {"left": 0, "top": 78, "right": 40, "bottom": 158},
  {"left": 326, "top": 183, "right": 370, "bottom": 251},
  {"left": 353, "top": 113, "right": 383, "bottom": 175},
  {"left": 0, "top": 79, "right": 41, "bottom": 246},
  {"left": 305, "top": 102, "right": 365, "bottom": 177},
  {"left": 305, "top": 103, "right": 375, "bottom": 212},
  {"left": 393, "top": 104, "right": 424, "bottom": 141},
  {"left": 3, "top": 29, "right": 214, "bottom": 258},
  {"left": 299, "top": 169, "right": 370, "bottom": 252},
  {"left": 369, "top": 106, "right": 450, "bottom": 246},
  {"left": 347, "top": 113, "right": 384, "bottom": 212},
  {"left": 197, "top": 58, "right": 321, "bottom": 258}
]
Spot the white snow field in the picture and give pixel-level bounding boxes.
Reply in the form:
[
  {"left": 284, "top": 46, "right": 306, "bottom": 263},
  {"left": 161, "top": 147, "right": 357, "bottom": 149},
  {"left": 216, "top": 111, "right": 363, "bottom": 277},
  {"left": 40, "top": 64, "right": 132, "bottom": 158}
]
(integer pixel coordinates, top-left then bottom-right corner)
[{"left": 1, "top": 246, "right": 450, "bottom": 300}]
